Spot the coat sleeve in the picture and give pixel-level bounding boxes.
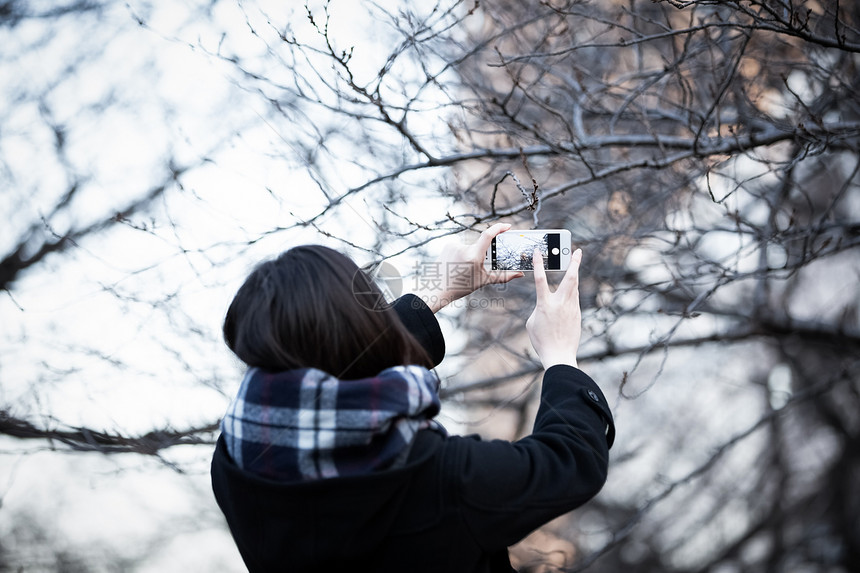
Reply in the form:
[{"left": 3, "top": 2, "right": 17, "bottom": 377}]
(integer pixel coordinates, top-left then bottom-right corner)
[
  {"left": 391, "top": 294, "right": 446, "bottom": 367},
  {"left": 449, "top": 365, "right": 615, "bottom": 550}
]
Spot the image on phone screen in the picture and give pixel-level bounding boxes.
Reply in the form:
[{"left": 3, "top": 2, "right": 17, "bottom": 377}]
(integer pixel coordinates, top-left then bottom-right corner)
[{"left": 492, "top": 233, "right": 554, "bottom": 270}]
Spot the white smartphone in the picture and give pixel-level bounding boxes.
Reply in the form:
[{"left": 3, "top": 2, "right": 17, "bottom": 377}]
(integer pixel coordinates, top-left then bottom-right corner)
[{"left": 484, "top": 229, "right": 573, "bottom": 271}]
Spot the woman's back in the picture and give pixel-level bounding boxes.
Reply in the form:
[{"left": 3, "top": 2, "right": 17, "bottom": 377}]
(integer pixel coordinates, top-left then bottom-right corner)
[{"left": 211, "top": 229, "right": 614, "bottom": 572}]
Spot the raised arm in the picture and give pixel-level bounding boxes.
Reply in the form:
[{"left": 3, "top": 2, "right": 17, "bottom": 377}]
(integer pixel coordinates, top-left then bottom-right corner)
[{"left": 449, "top": 247, "right": 614, "bottom": 549}]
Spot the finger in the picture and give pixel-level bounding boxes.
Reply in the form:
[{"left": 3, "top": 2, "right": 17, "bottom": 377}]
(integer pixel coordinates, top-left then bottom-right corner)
[
  {"left": 533, "top": 247, "right": 548, "bottom": 300},
  {"left": 557, "top": 248, "right": 582, "bottom": 297},
  {"left": 476, "top": 222, "right": 512, "bottom": 256},
  {"left": 486, "top": 270, "right": 525, "bottom": 285}
]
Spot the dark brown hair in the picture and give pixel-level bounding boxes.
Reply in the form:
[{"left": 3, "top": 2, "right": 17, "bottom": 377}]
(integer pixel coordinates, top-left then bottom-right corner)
[{"left": 223, "top": 245, "right": 431, "bottom": 379}]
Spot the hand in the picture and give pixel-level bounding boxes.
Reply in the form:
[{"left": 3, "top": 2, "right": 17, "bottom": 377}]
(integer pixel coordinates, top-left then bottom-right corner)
[
  {"left": 526, "top": 247, "right": 583, "bottom": 369},
  {"left": 421, "top": 223, "right": 524, "bottom": 313}
]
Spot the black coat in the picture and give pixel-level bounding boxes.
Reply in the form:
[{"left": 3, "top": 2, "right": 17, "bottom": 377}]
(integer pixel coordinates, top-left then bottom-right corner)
[{"left": 211, "top": 294, "right": 615, "bottom": 572}]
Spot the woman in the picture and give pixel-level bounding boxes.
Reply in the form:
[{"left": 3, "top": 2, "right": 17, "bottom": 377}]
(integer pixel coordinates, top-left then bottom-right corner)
[{"left": 211, "top": 223, "right": 615, "bottom": 573}]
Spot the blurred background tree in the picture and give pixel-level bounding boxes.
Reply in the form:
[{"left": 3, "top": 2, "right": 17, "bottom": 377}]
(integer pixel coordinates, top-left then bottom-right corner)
[{"left": 1, "top": 0, "right": 858, "bottom": 571}]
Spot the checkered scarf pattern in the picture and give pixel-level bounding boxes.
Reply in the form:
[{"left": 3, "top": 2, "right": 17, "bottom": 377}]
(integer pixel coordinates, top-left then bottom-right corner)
[{"left": 220, "top": 365, "right": 442, "bottom": 482}]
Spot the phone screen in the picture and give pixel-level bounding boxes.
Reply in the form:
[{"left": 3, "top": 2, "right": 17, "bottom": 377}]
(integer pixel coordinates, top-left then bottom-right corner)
[{"left": 491, "top": 232, "right": 563, "bottom": 270}]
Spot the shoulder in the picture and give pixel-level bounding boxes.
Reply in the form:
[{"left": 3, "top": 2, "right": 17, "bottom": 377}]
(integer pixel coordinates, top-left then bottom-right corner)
[{"left": 391, "top": 294, "right": 445, "bottom": 366}]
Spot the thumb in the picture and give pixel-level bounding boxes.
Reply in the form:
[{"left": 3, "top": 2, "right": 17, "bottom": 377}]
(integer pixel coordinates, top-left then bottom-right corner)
[
  {"left": 487, "top": 270, "right": 525, "bottom": 285},
  {"left": 533, "top": 247, "right": 548, "bottom": 300}
]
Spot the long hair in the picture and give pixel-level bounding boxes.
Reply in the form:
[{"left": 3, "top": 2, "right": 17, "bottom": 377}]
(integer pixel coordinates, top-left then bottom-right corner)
[{"left": 223, "top": 245, "right": 432, "bottom": 379}]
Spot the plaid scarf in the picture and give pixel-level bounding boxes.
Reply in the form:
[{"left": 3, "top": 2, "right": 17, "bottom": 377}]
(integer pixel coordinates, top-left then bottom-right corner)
[{"left": 220, "top": 365, "right": 442, "bottom": 482}]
